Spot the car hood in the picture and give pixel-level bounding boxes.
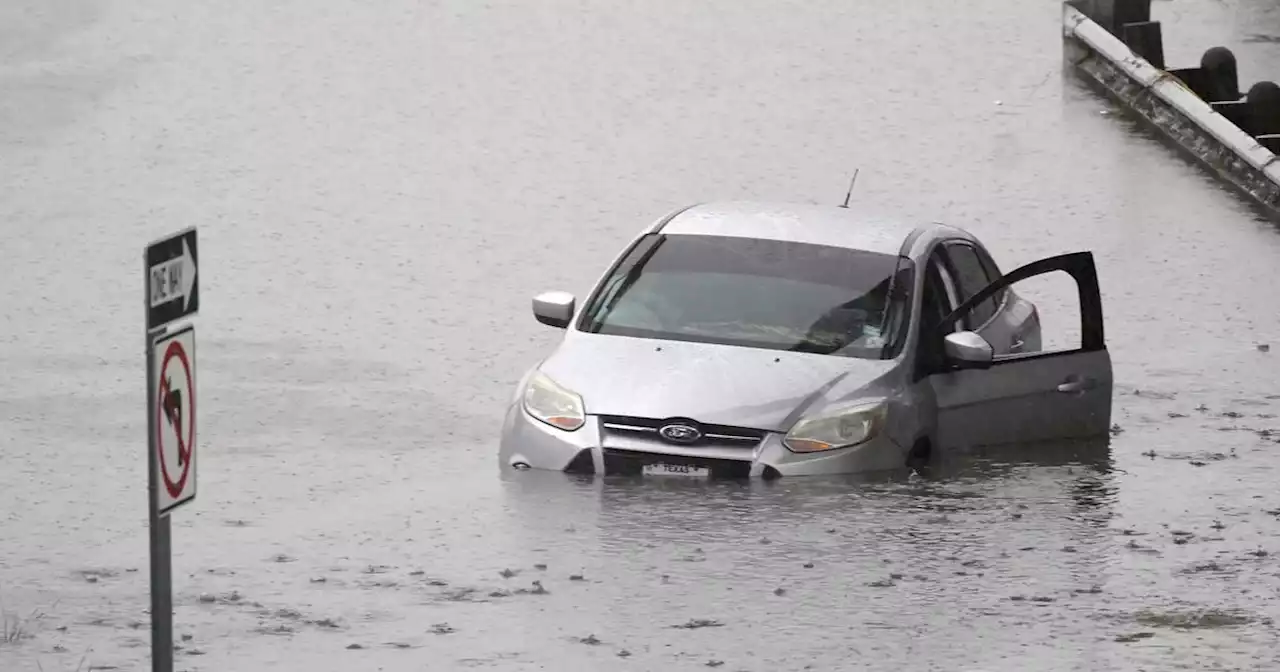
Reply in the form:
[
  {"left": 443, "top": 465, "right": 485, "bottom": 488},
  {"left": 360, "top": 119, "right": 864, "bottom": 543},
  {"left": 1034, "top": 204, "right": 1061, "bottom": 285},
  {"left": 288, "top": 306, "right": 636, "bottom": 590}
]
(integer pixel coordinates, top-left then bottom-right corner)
[{"left": 536, "top": 333, "right": 899, "bottom": 432}]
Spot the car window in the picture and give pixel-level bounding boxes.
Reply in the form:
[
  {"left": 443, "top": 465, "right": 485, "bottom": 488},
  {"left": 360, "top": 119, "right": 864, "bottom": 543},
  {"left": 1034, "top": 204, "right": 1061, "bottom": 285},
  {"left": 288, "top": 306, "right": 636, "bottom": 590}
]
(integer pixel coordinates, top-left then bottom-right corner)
[
  {"left": 579, "top": 233, "right": 916, "bottom": 360},
  {"left": 915, "top": 257, "right": 955, "bottom": 375},
  {"left": 974, "top": 245, "right": 1007, "bottom": 308},
  {"left": 942, "top": 242, "right": 998, "bottom": 329},
  {"left": 931, "top": 256, "right": 960, "bottom": 321}
]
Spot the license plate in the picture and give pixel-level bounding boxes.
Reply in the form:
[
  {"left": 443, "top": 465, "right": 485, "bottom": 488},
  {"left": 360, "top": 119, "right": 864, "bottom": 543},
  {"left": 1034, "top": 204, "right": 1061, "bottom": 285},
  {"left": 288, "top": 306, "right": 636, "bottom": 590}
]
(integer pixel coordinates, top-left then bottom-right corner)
[{"left": 641, "top": 462, "right": 709, "bottom": 478}]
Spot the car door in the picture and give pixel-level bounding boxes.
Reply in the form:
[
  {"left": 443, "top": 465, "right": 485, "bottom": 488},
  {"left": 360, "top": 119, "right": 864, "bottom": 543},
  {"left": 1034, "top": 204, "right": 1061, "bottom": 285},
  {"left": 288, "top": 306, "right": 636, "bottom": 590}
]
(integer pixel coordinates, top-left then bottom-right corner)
[{"left": 924, "top": 251, "right": 1113, "bottom": 448}]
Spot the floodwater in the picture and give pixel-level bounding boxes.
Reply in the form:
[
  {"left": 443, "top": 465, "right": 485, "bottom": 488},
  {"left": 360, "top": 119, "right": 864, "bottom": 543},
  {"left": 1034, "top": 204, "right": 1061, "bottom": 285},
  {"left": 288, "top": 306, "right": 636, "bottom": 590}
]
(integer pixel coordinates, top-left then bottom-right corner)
[{"left": 3, "top": 0, "right": 1280, "bottom": 670}]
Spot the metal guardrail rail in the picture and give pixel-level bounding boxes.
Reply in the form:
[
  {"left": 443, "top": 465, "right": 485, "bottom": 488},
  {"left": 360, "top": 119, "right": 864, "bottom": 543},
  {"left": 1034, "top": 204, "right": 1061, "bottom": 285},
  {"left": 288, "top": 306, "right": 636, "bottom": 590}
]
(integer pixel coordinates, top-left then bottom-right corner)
[{"left": 1063, "top": 0, "right": 1280, "bottom": 219}]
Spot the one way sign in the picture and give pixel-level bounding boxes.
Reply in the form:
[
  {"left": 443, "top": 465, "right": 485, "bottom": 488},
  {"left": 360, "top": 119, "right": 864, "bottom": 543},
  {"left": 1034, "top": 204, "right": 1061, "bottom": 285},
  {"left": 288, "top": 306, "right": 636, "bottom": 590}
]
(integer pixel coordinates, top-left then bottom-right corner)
[{"left": 146, "top": 228, "right": 199, "bottom": 331}]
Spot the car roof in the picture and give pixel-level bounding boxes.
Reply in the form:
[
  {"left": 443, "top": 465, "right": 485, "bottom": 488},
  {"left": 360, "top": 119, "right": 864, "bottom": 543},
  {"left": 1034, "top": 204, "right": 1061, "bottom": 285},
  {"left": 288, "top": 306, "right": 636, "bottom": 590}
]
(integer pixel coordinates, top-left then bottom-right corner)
[{"left": 655, "top": 200, "right": 930, "bottom": 257}]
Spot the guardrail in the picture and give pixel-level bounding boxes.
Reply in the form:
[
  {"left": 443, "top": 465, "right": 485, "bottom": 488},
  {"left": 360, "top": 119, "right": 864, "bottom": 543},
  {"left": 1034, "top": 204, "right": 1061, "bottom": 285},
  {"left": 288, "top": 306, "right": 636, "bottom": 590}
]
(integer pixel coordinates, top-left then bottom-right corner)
[{"left": 1063, "top": 0, "right": 1280, "bottom": 219}]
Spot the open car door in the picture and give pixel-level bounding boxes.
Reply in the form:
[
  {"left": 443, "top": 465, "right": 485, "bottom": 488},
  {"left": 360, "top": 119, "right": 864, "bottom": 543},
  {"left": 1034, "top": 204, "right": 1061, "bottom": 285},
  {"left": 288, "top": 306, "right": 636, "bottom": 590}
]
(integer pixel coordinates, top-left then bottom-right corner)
[{"left": 926, "top": 252, "right": 1113, "bottom": 448}]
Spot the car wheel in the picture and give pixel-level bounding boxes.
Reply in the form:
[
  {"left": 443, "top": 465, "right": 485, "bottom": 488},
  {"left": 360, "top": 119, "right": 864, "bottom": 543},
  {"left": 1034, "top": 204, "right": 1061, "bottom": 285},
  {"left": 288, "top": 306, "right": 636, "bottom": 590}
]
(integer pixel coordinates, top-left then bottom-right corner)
[{"left": 906, "top": 438, "right": 931, "bottom": 470}]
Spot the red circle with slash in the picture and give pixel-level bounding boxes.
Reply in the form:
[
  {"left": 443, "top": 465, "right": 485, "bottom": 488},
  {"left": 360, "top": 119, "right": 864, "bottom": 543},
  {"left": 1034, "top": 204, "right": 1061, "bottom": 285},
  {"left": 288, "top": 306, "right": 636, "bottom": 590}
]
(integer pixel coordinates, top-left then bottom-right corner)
[{"left": 157, "top": 339, "right": 195, "bottom": 498}]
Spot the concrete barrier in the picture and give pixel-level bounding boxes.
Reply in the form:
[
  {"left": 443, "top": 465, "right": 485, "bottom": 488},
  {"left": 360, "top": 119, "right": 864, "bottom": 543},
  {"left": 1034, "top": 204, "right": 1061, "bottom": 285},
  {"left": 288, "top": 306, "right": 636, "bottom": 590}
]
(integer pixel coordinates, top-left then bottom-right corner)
[{"left": 1063, "top": 0, "right": 1280, "bottom": 218}]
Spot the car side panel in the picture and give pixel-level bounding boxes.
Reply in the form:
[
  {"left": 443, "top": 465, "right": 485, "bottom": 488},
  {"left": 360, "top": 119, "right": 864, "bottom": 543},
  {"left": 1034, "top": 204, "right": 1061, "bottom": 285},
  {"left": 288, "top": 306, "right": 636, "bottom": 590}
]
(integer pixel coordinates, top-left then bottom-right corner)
[
  {"left": 974, "top": 298, "right": 1016, "bottom": 356},
  {"left": 973, "top": 288, "right": 1040, "bottom": 357},
  {"left": 1006, "top": 290, "right": 1042, "bottom": 353},
  {"left": 983, "top": 288, "right": 1040, "bottom": 355}
]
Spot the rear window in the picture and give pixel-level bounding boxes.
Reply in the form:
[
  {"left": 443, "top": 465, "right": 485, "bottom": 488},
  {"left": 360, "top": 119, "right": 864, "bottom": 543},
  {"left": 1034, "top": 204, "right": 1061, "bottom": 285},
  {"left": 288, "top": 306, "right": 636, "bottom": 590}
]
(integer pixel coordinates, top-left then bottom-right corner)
[{"left": 578, "top": 234, "right": 914, "bottom": 359}]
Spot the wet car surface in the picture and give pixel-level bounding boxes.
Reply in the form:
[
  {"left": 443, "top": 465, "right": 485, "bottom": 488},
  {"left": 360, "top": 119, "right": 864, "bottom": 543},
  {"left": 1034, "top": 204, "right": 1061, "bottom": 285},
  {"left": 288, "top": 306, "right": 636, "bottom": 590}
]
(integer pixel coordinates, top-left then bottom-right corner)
[{"left": 3, "top": 0, "right": 1280, "bottom": 671}]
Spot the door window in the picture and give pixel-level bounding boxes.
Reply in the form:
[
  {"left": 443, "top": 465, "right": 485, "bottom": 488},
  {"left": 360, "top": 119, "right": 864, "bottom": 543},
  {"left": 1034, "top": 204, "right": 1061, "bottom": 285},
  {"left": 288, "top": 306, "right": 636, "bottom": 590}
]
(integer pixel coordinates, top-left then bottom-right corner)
[
  {"left": 938, "top": 251, "right": 1106, "bottom": 358},
  {"left": 914, "top": 255, "right": 957, "bottom": 377},
  {"left": 974, "top": 247, "right": 1006, "bottom": 304},
  {"left": 942, "top": 242, "right": 999, "bottom": 330}
]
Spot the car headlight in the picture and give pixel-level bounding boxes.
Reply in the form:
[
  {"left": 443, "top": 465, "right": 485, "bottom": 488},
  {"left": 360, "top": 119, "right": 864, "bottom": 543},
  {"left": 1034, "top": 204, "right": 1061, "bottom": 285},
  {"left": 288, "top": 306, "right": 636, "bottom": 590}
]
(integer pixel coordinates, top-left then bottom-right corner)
[
  {"left": 522, "top": 371, "right": 586, "bottom": 431},
  {"left": 783, "top": 400, "right": 887, "bottom": 453}
]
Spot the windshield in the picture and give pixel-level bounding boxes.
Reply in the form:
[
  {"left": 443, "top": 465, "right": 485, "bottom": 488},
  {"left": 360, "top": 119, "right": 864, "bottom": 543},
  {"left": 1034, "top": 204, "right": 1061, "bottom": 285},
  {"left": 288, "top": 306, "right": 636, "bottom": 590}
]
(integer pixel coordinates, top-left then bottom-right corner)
[{"left": 579, "top": 233, "right": 915, "bottom": 359}]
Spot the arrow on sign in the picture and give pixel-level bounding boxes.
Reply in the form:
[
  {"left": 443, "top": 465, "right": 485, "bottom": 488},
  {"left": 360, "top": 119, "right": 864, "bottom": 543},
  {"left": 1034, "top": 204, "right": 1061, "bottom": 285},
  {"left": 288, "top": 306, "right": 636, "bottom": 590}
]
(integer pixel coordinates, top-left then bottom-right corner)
[{"left": 149, "top": 238, "right": 198, "bottom": 311}]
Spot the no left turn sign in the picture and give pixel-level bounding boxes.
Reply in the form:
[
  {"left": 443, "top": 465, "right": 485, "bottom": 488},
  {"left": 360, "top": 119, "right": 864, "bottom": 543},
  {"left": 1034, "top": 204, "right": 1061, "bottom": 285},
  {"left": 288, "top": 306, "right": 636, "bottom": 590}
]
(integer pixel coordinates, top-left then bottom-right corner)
[{"left": 153, "top": 325, "right": 197, "bottom": 516}]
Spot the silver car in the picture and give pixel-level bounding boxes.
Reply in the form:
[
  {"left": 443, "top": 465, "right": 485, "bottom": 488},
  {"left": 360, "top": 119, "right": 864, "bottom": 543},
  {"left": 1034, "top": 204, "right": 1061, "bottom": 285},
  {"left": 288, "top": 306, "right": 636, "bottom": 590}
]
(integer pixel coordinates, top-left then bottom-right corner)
[{"left": 499, "top": 201, "right": 1113, "bottom": 478}]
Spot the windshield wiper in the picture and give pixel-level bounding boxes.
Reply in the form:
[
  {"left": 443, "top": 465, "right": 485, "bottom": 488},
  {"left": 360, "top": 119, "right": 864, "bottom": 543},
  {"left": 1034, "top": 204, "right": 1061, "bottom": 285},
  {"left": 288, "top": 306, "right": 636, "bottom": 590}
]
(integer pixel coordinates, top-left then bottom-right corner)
[{"left": 587, "top": 235, "right": 667, "bottom": 331}]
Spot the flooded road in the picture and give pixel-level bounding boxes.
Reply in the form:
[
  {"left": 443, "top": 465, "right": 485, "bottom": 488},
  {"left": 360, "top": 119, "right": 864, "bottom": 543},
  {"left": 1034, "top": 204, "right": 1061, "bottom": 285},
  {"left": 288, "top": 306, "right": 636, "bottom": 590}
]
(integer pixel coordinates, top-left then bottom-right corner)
[{"left": 3, "top": 0, "right": 1280, "bottom": 670}]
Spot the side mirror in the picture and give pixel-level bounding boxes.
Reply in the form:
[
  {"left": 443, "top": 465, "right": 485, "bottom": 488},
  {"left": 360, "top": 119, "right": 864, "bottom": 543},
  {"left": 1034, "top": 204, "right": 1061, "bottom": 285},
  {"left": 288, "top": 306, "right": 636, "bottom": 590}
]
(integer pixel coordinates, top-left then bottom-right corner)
[
  {"left": 532, "top": 291, "right": 575, "bottom": 329},
  {"left": 944, "top": 331, "right": 994, "bottom": 369}
]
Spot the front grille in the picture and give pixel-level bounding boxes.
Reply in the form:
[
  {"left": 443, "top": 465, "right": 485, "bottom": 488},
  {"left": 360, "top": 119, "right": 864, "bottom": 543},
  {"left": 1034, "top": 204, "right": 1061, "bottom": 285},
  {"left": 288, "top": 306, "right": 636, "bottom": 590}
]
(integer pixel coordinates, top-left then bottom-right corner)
[
  {"left": 602, "top": 448, "right": 753, "bottom": 479},
  {"left": 598, "top": 415, "right": 766, "bottom": 449}
]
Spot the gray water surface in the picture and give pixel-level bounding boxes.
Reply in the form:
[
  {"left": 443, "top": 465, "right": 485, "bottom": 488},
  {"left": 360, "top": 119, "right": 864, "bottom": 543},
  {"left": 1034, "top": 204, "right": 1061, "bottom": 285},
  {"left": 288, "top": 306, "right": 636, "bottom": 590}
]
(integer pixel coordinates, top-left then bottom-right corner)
[{"left": 3, "top": 1, "right": 1280, "bottom": 670}]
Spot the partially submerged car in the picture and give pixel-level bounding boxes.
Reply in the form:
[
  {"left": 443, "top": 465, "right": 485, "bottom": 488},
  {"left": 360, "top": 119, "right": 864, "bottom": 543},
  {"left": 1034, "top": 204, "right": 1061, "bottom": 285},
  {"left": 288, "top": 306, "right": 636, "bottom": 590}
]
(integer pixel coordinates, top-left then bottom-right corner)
[{"left": 499, "top": 201, "right": 1113, "bottom": 478}]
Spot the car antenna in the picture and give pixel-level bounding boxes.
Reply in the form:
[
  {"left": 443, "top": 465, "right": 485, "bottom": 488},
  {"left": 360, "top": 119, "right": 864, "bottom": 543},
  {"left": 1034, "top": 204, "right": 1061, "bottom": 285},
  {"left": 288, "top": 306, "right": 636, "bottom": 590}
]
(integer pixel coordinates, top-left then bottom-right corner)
[{"left": 838, "top": 169, "right": 859, "bottom": 208}]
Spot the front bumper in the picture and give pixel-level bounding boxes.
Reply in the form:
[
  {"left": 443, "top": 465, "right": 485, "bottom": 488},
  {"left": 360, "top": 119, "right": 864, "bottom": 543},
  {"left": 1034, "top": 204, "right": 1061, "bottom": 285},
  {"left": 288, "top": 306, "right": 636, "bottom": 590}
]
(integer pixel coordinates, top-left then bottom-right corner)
[{"left": 498, "top": 403, "right": 907, "bottom": 478}]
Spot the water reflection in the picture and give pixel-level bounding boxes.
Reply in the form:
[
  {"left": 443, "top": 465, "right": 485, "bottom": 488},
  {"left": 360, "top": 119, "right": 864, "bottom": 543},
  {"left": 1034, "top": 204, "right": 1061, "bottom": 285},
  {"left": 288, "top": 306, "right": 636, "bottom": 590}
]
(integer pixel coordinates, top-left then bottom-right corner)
[
  {"left": 495, "top": 437, "right": 1117, "bottom": 572},
  {"left": 494, "top": 436, "right": 1116, "bottom": 521},
  {"left": 474, "top": 436, "right": 1118, "bottom": 670}
]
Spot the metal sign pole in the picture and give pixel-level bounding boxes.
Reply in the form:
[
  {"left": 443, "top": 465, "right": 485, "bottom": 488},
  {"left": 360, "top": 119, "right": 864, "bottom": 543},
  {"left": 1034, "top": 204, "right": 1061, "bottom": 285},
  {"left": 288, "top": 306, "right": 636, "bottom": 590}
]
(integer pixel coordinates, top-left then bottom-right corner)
[{"left": 146, "top": 267, "right": 174, "bottom": 672}]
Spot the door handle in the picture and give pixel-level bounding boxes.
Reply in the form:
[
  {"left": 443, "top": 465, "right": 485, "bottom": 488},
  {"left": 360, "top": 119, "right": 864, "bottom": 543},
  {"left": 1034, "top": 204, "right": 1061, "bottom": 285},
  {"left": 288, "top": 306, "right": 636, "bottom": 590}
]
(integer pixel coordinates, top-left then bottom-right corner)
[
  {"left": 1057, "top": 377, "right": 1097, "bottom": 393},
  {"left": 1011, "top": 338, "right": 1025, "bottom": 352}
]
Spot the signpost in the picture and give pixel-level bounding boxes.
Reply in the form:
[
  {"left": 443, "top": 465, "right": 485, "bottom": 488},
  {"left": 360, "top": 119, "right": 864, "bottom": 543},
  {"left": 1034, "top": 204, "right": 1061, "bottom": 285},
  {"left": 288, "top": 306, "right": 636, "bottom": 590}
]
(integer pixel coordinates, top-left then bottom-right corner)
[{"left": 144, "top": 227, "right": 199, "bottom": 672}]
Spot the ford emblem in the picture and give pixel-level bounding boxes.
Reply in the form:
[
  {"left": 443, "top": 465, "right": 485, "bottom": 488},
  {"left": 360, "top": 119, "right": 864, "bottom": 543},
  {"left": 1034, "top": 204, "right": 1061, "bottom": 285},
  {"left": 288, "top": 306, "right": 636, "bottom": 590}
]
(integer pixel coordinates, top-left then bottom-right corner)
[{"left": 659, "top": 422, "right": 703, "bottom": 444}]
